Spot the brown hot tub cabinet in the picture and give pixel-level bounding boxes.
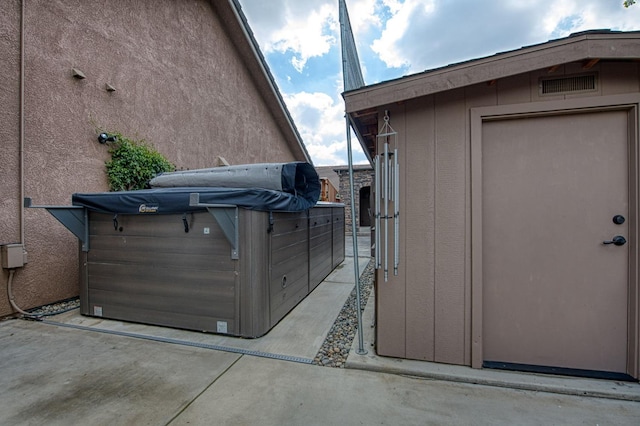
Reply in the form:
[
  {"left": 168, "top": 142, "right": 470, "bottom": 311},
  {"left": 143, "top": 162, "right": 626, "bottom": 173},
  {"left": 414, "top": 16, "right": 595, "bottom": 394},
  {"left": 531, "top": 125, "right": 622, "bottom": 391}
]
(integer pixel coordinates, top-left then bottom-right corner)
[
  {"left": 80, "top": 204, "right": 343, "bottom": 338},
  {"left": 32, "top": 163, "right": 345, "bottom": 337}
]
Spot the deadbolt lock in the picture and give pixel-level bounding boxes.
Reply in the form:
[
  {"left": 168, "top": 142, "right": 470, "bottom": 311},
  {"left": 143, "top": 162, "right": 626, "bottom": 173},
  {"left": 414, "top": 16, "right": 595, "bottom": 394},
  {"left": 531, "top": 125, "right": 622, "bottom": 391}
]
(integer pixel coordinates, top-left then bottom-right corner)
[{"left": 612, "top": 215, "right": 625, "bottom": 225}]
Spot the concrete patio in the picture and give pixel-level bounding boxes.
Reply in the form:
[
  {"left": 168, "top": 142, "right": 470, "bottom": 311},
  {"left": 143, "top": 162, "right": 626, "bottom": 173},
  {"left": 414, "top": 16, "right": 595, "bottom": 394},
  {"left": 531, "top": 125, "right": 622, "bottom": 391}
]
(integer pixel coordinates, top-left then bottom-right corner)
[{"left": 1, "top": 234, "right": 639, "bottom": 425}]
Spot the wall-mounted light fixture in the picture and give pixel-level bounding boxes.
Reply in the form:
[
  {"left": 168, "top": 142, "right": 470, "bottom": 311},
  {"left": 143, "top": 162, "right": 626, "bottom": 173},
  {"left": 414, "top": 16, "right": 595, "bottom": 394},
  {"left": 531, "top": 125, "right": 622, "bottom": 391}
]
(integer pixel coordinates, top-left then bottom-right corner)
[
  {"left": 105, "top": 83, "right": 116, "bottom": 92},
  {"left": 72, "top": 68, "right": 86, "bottom": 79},
  {"left": 98, "top": 133, "right": 117, "bottom": 144}
]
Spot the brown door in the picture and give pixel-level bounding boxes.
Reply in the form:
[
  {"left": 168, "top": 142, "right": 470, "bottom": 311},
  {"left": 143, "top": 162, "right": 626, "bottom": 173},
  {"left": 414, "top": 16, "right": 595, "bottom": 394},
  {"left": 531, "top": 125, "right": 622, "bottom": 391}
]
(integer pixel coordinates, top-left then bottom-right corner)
[{"left": 482, "top": 110, "right": 629, "bottom": 375}]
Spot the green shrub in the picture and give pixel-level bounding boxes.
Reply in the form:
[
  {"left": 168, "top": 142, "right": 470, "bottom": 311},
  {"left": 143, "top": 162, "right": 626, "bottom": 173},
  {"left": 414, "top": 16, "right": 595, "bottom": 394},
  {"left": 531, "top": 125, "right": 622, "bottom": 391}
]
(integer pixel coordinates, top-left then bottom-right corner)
[{"left": 104, "top": 133, "right": 175, "bottom": 191}]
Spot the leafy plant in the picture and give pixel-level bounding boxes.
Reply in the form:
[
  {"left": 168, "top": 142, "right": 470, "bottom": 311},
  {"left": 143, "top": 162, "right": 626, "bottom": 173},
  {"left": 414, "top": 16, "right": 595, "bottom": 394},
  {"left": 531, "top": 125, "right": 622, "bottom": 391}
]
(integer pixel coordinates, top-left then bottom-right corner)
[{"left": 104, "top": 132, "right": 175, "bottom": 191}]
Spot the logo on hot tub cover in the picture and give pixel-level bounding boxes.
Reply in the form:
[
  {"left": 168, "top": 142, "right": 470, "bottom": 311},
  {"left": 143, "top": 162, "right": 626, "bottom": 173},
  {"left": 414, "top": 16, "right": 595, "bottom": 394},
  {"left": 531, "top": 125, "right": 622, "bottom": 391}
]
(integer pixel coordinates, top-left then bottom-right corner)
[{"left": 138, "top": 204, "right": 159, "bottom": 213}]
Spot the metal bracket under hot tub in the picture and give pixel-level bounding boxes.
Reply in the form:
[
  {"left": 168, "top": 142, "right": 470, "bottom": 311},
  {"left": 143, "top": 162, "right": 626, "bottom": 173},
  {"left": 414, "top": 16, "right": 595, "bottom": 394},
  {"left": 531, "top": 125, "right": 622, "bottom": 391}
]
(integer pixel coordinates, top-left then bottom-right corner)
[
  {"left": 24, "top": 198, "right": 90, "bottom": 252},
  {"left": 189, "top": 193, "right": 239, "bottom": 260}
]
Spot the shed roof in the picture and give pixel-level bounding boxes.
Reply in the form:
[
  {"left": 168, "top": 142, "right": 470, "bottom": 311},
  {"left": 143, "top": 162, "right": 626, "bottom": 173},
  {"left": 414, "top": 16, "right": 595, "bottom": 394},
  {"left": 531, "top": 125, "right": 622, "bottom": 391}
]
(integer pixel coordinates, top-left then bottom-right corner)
[
  {"left": 343, "top": 30, "right": 640, "bottom": 161},
  {"left": 210, "top": 1, "right": 312, "bottom": 164}
]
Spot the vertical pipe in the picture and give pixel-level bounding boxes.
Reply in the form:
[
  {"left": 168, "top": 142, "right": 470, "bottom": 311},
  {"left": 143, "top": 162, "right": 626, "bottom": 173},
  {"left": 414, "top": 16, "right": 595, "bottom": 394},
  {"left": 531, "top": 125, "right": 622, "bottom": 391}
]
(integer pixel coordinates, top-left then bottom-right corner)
[
  {"left": 19, "top": 0, "right": 26, "bottom": 244},
  {"left": 374, "top": 155, "right": 380, "bottom": 269},
  {"left": 394, "top": 148, "right": 399, "bottom": 276},
  {"left": 346, "top": 116, "right": 367, "bottom": 355},
  {"left": 383, "top": 142, "right": 389, "bottom": 282},
  {"left": 388, "top": 152, "right": 393, "bottom": 202}
]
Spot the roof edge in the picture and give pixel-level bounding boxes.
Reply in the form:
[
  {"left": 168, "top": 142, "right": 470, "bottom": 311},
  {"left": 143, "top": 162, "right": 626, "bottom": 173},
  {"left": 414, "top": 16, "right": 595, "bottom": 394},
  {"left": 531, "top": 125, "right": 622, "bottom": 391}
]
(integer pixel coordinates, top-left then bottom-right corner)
[{"left": 344, "top": 31, "right": 640, "bottom": 113}]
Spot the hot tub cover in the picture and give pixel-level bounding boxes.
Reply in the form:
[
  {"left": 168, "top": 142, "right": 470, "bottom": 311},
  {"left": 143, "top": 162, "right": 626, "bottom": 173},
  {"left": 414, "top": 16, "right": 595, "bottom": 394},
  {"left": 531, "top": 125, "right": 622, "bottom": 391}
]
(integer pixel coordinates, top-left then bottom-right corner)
[
  {"left": 149, "top": 162, "right": 316, "bottom": 194},
  {"left": 73, "top": 163, "right": 321, "bottom": 214},
  {"left": 72, "top": 186, "right": 317, "bottom": 214}
]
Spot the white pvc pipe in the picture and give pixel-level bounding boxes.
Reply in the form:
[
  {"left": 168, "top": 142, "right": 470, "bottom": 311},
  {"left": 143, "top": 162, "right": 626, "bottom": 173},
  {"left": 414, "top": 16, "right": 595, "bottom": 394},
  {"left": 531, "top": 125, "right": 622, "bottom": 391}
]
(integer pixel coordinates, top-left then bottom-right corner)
[
  {"left": 19, "top": 0, "right": 26, "bottom": 245},
  {"left": 7, "top": 269, "right": 35, "bottom": 317}
]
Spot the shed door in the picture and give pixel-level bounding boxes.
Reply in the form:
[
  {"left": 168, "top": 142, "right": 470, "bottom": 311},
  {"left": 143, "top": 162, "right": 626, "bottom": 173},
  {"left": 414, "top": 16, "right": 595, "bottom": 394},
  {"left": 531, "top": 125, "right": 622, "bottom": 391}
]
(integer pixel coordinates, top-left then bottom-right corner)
[{"left": 482, "top": 110, "right": 629, "bottom": 375}]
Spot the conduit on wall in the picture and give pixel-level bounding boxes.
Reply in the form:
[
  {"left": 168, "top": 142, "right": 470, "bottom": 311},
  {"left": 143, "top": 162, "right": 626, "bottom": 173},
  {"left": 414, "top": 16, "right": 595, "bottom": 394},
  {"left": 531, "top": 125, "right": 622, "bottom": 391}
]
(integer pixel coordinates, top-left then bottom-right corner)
[
  {"left": 4, "top": 0, "right": 30, "bottom": 317},
  {"left": 19, "top": 0, "right": 26, "bottom": 245}
]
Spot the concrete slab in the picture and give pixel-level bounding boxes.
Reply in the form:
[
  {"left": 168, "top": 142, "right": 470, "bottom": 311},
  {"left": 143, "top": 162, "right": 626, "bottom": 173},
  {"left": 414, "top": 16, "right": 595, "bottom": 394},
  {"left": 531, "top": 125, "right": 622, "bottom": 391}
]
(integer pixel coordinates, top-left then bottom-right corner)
[
  {"left": 2, "top": 230, "right": 639, "bottom": 425},
  {"left": 346, "top": 291, "right": 640, "bottom": 402},
  {"left": 344, "top": 235, "right": 371, "bottom": 258},
  {"left": 0, "top": 319, "right": 240, "bottom": 425},
  {"left": 43, "top": 268, "right": 356, "bottom": 362},
  {"left": 170, "top": 355, "right": 640, "bottom": 426},
  {"left": 322, "top": 257, "right": 371, "bottom": 284}
]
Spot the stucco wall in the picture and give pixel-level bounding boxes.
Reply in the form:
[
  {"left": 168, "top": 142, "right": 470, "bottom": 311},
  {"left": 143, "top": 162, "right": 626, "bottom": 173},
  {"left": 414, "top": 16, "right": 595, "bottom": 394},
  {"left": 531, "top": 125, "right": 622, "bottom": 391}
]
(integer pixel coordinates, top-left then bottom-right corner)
[
  {"left": 375, "top": 61, "right": 640, "bottom": 364},
  {"left": 0, "top": 0, "right": 302, "bottom": 317},
  {"left": 0, "top": 0, "right": 21, "bottom": 251}
]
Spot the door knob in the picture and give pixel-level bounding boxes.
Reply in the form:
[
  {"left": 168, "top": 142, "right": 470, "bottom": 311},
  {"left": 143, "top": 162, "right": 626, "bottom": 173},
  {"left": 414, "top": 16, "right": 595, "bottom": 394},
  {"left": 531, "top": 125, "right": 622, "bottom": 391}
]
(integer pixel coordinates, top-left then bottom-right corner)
[{"left": 603, "top": 235, "right": 627, "bottom": 246}]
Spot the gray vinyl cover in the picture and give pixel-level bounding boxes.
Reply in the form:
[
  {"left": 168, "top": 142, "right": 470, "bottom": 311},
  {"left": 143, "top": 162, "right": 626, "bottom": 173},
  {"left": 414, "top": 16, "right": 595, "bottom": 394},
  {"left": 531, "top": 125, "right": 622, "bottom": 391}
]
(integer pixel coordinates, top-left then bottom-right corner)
[
  {"left": 149, "top": 162, "right": 316, "bottom": 193},
  {"left": 72, "top": 163, "right": 321, "bottom": 213}
]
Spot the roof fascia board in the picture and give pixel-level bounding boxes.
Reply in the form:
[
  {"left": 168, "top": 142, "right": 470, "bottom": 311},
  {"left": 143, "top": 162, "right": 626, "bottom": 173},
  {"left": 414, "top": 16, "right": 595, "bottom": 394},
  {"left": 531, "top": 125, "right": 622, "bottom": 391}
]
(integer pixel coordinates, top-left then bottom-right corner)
[{"left": 344, "top": 33, "right": 640, "bottom": 113}]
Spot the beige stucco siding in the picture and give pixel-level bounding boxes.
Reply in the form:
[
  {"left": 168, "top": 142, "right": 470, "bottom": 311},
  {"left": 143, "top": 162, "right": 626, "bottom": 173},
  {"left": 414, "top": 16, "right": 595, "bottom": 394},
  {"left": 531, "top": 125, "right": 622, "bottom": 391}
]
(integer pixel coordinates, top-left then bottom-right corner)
[
  {"left": 375, "top": 62, "right": 640, "bottom": 364},
  {"left": 0, "top": 0, "right": 304, "bottom": 316},
  {"left": 0, "top": 1, "right": 21, "bottom": 250}
]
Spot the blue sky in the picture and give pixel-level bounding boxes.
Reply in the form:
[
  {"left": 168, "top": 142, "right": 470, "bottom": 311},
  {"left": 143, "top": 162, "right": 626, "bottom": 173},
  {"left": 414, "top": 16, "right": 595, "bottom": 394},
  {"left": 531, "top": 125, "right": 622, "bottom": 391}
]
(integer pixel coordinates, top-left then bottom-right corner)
[{"left": 238, "top": 0, "right": 639, "bottom": 166}]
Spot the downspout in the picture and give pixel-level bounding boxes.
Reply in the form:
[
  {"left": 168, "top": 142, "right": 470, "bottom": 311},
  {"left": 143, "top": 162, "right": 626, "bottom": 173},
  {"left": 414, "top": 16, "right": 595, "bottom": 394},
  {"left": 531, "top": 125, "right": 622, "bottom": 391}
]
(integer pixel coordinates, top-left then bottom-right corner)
[
  {"left": 5, "top": 0, "right": 34, "bottom": 318},
  {"left": 19, "top": 0, "right": 25, "bottom": 245}
]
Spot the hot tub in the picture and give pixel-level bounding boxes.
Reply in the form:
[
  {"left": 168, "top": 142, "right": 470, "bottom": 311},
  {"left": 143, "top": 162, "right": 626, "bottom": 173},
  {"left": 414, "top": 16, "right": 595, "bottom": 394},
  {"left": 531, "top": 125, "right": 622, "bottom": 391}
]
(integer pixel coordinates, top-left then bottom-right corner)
[{"left": 33, "top": 162, "right": 345, "bottom": 337}]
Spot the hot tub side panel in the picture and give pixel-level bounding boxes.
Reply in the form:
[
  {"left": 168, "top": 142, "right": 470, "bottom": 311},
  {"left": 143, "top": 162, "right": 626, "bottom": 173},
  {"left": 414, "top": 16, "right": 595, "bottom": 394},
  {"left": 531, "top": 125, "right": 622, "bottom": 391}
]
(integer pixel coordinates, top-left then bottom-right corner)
[
  {"left": 309, "top": 206, "right": 334, "bottom": 290},
  {"left": 237, "top": 209, "right": 270, "bottom": 337},
  {"left": 332, "top": 207, "right": 345, "bottom": 268},
  {"left": 80, "top": 205, "right": 345, "bottom": 337},
  {"left": 82, "top": 211, "right": 239, "bottom": 334},
  {"left": 269, "top": 211, "right": 310, "bottom": 328}
]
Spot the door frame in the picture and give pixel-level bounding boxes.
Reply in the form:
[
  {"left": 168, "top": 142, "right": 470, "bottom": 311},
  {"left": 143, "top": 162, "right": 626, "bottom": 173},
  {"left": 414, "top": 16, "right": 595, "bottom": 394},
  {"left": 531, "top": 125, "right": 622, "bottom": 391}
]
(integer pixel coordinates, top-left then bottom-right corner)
[{"left": 470, "top": 93, "right": 640, "bottom": 378}]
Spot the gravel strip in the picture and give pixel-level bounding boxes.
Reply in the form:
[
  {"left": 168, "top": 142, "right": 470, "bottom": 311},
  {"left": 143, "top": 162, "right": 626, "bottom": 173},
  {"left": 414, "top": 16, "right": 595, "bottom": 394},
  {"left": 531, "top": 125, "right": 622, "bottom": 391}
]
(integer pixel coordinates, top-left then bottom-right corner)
[
  {"left": 26, "top": 297, "right": 80, "bottom": 318},
  {"left": 313, "top": 259, "right": 374, "bottom": 368}
]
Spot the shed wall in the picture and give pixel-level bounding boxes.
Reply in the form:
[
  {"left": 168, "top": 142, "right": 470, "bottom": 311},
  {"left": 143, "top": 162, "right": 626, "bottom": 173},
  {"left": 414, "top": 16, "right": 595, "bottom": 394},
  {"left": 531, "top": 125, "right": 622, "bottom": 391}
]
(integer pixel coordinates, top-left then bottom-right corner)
[
  {"left": 0, "top": 0, "right": 301, "bottom": 316},
  {"left": 375, "top": 61, "right": 640, "bottom": 364}
]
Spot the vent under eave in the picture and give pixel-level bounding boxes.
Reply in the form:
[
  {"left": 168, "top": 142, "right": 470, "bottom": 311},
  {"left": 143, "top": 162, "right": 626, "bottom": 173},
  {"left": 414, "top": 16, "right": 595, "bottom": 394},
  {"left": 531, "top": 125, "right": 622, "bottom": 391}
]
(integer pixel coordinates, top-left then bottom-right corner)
[{"left": 540, "top": 74, "right": 597, "bottom": 95}]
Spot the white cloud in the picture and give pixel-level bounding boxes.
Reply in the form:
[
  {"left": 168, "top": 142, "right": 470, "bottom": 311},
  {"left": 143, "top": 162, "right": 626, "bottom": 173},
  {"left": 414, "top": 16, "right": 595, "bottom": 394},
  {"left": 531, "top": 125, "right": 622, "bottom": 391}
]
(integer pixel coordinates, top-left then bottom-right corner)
[
  {"left": 371, "top": 0, "right": 417, "bottom": 68},
  {"left": 540, "top": 0, "right": 580, "bottom": 34},
  {"left": 369, "top": 0, "right": 640, "bottom": 73},
  {"left": 347, "top": 0, "right": 382, "bottom": 35},
  {"left": 242, "top": 1, "right": 337, "bottom": 72},
  {"left": 307, "top": 140, "right": 349, "bottom": 166},
  {"left": 283, "top": 91, "right": 348, "bottom": 165},
  {"left": 240, "top": 0, "right": 384, "bottom": 73},
  {"left": 545, "top": 1, "right": 640, "bottom": 35}
]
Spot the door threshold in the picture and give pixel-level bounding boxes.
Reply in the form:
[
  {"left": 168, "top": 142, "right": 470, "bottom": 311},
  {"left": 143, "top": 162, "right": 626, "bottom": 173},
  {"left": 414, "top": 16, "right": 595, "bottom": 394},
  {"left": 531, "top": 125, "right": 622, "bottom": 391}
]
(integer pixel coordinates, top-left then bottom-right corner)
[{"left": 483, "top": 361, "right": 636, "bottom": 382}]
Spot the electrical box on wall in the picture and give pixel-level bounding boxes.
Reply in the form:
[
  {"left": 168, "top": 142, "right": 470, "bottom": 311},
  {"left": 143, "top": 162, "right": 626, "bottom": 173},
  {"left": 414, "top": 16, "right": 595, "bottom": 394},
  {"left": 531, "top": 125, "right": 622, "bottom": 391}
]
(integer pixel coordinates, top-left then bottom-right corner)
[{"left": 1, "top": 244, "right": 28, "bottom": 269}]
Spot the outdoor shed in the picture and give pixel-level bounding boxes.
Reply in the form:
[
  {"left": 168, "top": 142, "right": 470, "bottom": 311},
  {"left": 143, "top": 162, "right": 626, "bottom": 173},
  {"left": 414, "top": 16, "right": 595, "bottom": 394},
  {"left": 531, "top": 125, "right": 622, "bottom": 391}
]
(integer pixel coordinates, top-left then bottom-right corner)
[{"left": 344, "top": 30, "right": 640, "bottom": 380}]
